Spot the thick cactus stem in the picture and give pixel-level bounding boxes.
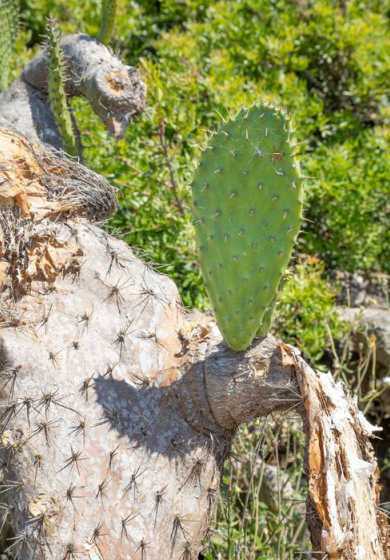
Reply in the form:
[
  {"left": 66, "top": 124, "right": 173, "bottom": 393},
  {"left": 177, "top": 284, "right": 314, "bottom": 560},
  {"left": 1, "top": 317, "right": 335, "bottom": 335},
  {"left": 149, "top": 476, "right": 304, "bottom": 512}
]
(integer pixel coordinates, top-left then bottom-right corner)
[
  {"left": 98, "top": 0, "right": 117, "bottom": 44},
  {"left": 191, "top": 105, "right": 303, "bottom": 351},
  {"left": 46, "top": 19, "right": 78, "bottom": 157},
  {"left": 0, "top": 0, "right": 19, "bottom": 91}
]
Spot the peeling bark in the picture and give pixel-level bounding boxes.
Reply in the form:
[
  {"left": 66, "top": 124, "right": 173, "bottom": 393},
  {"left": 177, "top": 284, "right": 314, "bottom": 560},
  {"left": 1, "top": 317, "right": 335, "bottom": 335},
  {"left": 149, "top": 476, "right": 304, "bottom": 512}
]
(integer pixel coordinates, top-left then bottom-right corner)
[{"left": 295, "top": 358, "right": 389, "bottom": 559}]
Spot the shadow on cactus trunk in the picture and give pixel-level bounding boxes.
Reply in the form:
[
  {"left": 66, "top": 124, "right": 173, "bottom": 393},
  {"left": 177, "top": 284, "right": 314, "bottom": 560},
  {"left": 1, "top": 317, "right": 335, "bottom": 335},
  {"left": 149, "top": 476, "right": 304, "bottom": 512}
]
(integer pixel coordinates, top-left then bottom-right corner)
[{"left": 0, "top": 31, "right": 388, "bottom": 560}]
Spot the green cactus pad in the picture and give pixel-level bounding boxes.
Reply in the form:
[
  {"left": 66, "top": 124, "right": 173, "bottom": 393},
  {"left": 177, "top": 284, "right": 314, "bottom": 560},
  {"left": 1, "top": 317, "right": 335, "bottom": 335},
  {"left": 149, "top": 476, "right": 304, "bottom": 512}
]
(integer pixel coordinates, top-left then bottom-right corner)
[{"left": 191, "top": 105, "right": 303, "bottom": 351}]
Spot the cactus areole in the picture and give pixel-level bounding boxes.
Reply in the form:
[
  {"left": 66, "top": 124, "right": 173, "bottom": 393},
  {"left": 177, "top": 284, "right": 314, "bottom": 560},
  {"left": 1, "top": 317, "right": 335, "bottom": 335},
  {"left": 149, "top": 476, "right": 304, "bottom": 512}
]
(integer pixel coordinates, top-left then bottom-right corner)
[{"left": 191, "top": 105, "right": 303, "bottom": 351}]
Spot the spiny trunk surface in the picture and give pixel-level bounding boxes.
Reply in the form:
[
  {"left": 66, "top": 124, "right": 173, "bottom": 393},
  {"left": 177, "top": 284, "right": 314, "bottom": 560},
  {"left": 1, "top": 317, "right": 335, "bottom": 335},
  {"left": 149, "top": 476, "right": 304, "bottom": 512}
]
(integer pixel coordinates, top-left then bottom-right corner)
[
  {"left": 0, "top": 128, "right": 302, "bottom": 558},
  {"left": 0, "top": 40, "right": 388, "bottom": 558}
]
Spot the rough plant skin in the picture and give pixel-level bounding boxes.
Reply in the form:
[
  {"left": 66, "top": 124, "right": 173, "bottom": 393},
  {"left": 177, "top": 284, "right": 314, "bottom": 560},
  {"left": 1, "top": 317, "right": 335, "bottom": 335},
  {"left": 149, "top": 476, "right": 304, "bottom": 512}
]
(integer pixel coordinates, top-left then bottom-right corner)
[
  {"left": 192, "top": 105, "right": 303, "bottom": 351},
  {"left": 0, "top": 34, "right": 146, "bottom": 148},
  {"left": 0, "top": 0, "right": 19, "bottom": 92},
  {"left": 0, "top": 129, "right": 301, "bottom": 559},
  {"left": 99, "top": 0, "right": 117, "bottom": 44},
  {"left": 46, "top": 20, "right": 78, "bottom": 157},
  {"left": 0, "top": 134, "right": 386, "bottom": 559}
]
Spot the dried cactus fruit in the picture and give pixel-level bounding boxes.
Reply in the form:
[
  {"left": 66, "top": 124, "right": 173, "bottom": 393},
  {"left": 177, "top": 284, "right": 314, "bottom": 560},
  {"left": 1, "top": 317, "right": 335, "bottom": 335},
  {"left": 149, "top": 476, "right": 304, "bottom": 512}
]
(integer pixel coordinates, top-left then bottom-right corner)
[{"left": 191, "top": 105, "right": 303, "bottom": 351}]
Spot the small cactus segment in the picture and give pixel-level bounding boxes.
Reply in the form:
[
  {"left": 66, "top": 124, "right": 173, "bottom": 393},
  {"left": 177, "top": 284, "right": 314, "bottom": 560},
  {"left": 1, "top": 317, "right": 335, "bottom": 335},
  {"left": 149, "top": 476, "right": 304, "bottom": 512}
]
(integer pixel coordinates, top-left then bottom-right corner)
[
  {"left": 98, "top": 0, "right": 117, "bottom": 44},
  {"left": 0, "top": 0, "right": 19, "bottom": 91},
  {"left": 46, "top": 19, "right": 78, "bottom": 157},
  {"left": 191, "top": 105, "right": 303, "bottom": 351}
]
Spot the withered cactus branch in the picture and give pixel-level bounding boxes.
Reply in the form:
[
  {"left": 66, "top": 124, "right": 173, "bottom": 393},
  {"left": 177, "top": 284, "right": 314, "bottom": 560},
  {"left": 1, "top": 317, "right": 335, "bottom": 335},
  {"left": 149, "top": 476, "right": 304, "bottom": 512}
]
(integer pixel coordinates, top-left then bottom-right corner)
[
  {"left": 0, "top": 35, "right": 388, "bottom": 560},
  {"left": 0, "top": 33, "right": 146, "bottom": 149}
]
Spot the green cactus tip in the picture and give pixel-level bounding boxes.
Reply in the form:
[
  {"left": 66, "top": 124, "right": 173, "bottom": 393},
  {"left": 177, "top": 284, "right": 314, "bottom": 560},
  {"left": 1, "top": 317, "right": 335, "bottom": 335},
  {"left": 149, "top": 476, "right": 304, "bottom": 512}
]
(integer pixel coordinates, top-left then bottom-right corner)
[
  {"left": 46, "top": 18, "right": 78, "bottom": 157},
  {"left": 0, "top": 0, "right": 19, "bottom": 92},
  {"left": 98, "top": 0, "right": 117, "bottom": 45},
  {"left": 191, "top": 104, "right": 304, "bottom": 351}
]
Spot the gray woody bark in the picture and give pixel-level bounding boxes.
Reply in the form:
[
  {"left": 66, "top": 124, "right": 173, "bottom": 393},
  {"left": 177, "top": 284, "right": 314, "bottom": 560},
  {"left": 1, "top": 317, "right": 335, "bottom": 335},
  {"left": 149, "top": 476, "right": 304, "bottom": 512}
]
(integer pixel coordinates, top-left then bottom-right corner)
[
  {"left": 0, "top": 33, "right": 146, "bottom": 149},
  {"left": 0, "top": 34, "right": 388, "bottom": 560}
]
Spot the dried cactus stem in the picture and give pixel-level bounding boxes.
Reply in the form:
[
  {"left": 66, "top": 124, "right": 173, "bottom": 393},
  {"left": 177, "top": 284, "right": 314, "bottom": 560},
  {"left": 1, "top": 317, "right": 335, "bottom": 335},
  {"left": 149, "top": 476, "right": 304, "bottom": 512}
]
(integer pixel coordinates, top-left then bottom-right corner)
[
  {"left": 46, "top": 19, "right": 78, "bottom": 157},
  {"left": 2, "top": 33, "right": 146, "bottom": 146},
  {"left": 98, "top": 0, "right": 118, "bottom": 44}
]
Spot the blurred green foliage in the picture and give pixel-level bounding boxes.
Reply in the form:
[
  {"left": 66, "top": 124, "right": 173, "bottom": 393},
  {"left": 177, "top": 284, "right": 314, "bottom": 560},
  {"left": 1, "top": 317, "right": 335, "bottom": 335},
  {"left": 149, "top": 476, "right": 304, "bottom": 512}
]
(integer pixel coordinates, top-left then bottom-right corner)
[
  {"left": 205, "top": 417, "right": 308, "bottom": 560},
  {"left": 275, "top": 259, "right": 347, "bottom": 363}
]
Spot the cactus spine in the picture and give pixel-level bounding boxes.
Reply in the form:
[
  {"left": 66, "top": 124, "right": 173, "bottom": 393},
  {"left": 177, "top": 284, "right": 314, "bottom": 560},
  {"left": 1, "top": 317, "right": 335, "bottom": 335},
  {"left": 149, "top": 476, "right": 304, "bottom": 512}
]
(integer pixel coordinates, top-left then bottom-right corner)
[
  {"left": 191, "top": 105, "right": 303, "bottom": 351},
  {"left": 46, "top": 19, "right": 78, "bottom": 157},
  {"left": 98, "top": 0, "right": 117, "bottom": 44},
  {"left": 0, "top": 0, "right": 19, "bottom": 91}
]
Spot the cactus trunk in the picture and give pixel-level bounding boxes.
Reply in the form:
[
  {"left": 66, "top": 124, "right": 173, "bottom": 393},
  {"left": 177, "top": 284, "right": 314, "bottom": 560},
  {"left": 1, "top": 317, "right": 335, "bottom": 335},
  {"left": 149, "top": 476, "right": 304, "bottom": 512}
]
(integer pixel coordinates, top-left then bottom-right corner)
[
  {"left": 0, "top": 128, "right": 386, "bottom": 560},
  {"left": 0, "top": 25, "right": 386, "bottom": 558},
  {"left": 0, "top": 128, "right": 303, "bottom": 559}
]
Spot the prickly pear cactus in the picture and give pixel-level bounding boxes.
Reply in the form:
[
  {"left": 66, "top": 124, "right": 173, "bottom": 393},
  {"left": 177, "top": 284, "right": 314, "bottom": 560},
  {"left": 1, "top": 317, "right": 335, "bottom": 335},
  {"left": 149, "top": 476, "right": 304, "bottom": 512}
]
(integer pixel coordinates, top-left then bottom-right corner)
[
  {"left": 191, "top": 105, "right": 303, "bottom": 351},
  {"left": 46, "top": 19, "right": 78, "bottom": 157}
]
